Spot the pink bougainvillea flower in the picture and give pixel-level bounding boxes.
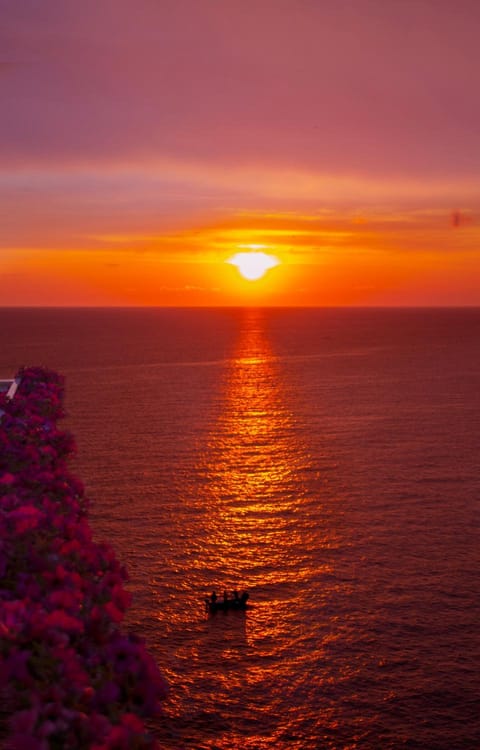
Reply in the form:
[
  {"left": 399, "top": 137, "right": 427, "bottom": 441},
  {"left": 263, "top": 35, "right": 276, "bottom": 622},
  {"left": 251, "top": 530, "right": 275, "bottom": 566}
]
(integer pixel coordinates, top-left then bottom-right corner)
[
  {"left": 48, "top": 588, "right": 81, "bottom": 611},
  {"left": 1, "top": 367, "right": 166, "bottom": 750},
  {"left": 95, "top": 723, "right": 142, "bottom": 750},
  {"left": 110, "top": 583, "right": 132, "bottom": 612},
  {"left": 0, "top": 471, "right": 15, "bottom": 485},
  {"left": 42, "top": 610, "right": 85, "bottom": 635},
  {"left": 89, "top": 712, "right": 114, "bottom": 739},
  {"left": 120, "top": 712, "right": 145, "bottom": 733},
  {"left": 104, "top": 600, "right": 124, "bottom": 623},
  {"left": 1, "top": 599, "right": 30, "bottom": 634},
  {"left": 7, "top": 504, "right": 43, "bottom": 533},
  {"left": 51, "top": 645, "right": 90, "bottom": 687}
]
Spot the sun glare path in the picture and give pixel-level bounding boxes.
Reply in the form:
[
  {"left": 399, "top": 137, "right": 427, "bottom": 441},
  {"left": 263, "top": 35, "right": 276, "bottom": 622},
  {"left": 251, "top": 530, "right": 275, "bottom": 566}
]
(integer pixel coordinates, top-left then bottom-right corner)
[{"left": 226, "top": 251, "right": 280, "bottom": 281}]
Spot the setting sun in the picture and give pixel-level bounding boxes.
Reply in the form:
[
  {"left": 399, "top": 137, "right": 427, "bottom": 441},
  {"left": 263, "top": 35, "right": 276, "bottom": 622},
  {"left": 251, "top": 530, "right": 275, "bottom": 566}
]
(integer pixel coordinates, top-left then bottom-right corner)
[{"left": 226, "top": 251, "right": 280, "bottom": 281}]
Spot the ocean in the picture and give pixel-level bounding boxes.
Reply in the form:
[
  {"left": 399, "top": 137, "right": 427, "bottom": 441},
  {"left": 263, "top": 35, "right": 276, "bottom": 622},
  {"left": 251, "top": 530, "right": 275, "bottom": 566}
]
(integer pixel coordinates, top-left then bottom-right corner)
[{"left": 1, "top": 307, "right": 479, "bottom": 749}]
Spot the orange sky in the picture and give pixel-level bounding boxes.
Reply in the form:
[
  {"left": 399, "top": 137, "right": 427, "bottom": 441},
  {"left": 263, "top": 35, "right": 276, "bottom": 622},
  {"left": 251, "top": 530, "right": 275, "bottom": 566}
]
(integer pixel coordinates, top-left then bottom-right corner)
[
  {"left": 2, "top": 206, "right": 479, "bottom": 307},
  {"left": 1, "top": 1, "right": 480, "bottom": 306}
]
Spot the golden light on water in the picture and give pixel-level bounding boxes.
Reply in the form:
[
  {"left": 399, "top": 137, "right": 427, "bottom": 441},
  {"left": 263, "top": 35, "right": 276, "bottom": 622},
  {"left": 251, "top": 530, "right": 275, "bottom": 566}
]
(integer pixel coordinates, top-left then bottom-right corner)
[
  {"left": 195, "top": 309, "right": 312, "bottom": 592},
  {"left": 150, "top": 309, "right": 351, "bottom": 746}
]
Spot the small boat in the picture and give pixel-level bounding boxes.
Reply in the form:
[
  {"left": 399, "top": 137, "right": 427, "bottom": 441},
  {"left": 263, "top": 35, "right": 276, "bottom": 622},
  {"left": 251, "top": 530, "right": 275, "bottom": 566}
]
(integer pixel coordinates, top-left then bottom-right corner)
[{"left": 205, "top": 592, "right": 249, "bottom": 614}]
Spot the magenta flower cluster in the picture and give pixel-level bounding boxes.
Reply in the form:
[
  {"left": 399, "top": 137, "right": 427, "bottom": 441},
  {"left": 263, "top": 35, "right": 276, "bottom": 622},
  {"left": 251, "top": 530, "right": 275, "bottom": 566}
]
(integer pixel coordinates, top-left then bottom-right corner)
[{"left": 0, "top": 367, "right": 167, "bottom": 749}]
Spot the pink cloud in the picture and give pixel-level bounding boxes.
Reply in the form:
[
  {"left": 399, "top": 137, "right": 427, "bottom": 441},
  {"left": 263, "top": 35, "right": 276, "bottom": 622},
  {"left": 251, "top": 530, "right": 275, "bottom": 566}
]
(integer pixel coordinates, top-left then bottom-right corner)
[{"left": 1, "top": 0, "right": 479, "bottom": 178}]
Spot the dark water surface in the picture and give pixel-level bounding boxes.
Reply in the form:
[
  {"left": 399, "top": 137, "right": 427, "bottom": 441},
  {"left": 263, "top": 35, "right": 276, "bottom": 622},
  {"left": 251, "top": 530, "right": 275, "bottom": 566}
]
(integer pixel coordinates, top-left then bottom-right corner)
[{"left": 1, "top": 307, "right": 479, "bottom": 749}]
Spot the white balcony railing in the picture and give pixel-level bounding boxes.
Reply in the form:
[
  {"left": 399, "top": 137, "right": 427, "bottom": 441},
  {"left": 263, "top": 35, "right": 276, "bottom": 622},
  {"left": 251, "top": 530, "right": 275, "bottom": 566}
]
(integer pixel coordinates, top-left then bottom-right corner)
[{"left": 0, "top": 377, "right": 21, "bottom": 417}]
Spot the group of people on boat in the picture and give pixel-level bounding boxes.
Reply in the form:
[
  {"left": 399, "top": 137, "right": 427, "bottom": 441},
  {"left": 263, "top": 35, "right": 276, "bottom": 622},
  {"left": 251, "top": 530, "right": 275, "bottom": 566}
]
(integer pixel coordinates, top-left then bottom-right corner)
[{"left": 205, "top": 589, "right": 249, "bottom": 611}]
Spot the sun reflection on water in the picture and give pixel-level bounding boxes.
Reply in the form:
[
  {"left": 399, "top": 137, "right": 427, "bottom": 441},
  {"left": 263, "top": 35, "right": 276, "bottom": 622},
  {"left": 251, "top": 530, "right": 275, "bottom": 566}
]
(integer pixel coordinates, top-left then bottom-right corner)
[
  {"left": 156, "top": 309, "right": 339, "bottom": 748},
  {"left": 195, "top": 309, "right": 312, "bottom": 592}
]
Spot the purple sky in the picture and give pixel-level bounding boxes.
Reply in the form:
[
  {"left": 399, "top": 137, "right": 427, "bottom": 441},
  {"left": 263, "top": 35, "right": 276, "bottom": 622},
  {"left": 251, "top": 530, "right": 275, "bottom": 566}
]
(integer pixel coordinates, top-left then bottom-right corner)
[
  {"left": 2, "top": 0, "right": 479, "bottom": 172},
  {"left": 1, "top": 0, "right": 480, "bottom": 304}
]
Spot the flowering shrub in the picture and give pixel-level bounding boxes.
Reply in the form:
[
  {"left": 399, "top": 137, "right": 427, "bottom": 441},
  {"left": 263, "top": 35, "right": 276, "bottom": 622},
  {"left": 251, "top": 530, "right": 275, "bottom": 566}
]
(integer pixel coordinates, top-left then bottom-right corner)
[{"left": 0, "top": 367, "right": 167, "bottom": 749}]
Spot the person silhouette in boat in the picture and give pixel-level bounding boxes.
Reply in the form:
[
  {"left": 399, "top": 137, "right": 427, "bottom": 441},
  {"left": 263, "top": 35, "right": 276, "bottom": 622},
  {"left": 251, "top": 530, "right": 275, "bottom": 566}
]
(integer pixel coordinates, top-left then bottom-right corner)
[{"left": 210, "top": 591, "right": 218, "bottom": 605}]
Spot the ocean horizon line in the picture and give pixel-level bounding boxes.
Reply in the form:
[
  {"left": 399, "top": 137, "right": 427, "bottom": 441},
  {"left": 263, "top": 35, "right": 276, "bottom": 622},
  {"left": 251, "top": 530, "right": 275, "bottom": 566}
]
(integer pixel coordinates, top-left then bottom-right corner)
[{"left": 1, "top": 304, "right": 480, "bottom": 311}]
